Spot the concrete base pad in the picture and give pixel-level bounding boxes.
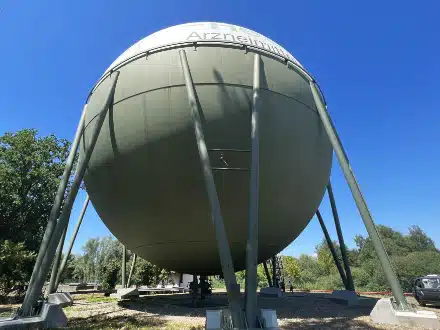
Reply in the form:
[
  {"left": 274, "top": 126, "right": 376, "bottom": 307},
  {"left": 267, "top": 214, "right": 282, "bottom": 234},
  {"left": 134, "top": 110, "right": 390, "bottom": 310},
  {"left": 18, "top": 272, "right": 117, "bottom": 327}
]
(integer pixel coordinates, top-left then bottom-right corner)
[
  {"left": 0, "top": 303, "right": 67, "bottom": 329},
  {"left": 329, "top": 290, "right": 363, "bottom": 306},
  {"left": 370, "top": 298, "right": 440, "bottom": 328},
  {"left": 259, "top": 287, "right": 283, "bottom": 298},
  {"left": 47, "top": 292, "right": 73, "bottom": 307},
  {"left": 110, "top": 287, "right": 139, "bottom": 299},
  {"left": 205, "top": 308, "right": 279, "bottom": 329}
]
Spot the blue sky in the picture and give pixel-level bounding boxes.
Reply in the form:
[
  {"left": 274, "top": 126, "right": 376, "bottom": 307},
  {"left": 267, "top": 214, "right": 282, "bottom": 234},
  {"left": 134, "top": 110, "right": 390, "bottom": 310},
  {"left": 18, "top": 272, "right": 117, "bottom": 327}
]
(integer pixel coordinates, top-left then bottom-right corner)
[{"left": 1, "top": 1, "right": 439, "bottom": 257}]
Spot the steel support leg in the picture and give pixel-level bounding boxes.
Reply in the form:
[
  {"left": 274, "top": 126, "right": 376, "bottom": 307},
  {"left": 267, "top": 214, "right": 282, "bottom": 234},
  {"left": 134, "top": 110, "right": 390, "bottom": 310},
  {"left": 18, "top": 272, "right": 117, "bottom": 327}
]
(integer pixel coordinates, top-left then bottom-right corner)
[
  {"left": 327, "top": 182, "right": 355, "bottom": 291},
  {"left": 310, "top": 81, "right": 410, "bottom": 310},
  {"left": 316, "top": 210, "right": 347, "bottom": 288},
  {"left": 22, "top": 104, "right": 88, "bottom": 310},
  {"left": 127, "top": 254, "right": 137, "bottom": 288},
  {"left": 271, "top": 256, "right": 277, "bottom": 288},
  {"left": 263, "top": 261, "right": 273, "bottom": 287},
  {"left": 179, "top": 49, "right": 245, "bottom": 329},
  {"left": 244, "top": 53, "right": 261, "bottom": 328},
  {"left": 47, "top": 227, "right": 67, "bottom": 294},
  {"left": 20, "top": 72, "right": 120, "bottom": 316},
  {"left": 54, "top": 196, "right": 90, "bottom": 290},
  {"left": 122, "top": 245, "right": 126, "bottom": 288}
]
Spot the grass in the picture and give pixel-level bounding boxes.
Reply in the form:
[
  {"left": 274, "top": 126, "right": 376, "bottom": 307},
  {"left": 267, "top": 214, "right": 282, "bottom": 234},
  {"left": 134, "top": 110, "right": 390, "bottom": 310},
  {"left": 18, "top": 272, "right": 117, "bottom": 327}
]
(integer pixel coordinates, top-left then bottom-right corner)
[
  {"left": 56, "top": 315, "right": 203, "bottom": 330},
  {"left": 0, "top": 307, "right": 13, "bottom": 318},
  {"left": 83, "top": 296, "right": 117, "bottom": 303}
]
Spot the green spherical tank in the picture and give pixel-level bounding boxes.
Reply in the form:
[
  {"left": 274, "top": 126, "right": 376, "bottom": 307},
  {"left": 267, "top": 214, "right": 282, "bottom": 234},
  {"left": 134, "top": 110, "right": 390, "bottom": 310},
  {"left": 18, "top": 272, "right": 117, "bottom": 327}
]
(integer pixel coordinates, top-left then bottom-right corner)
[{"left": 80, "top": 22, "right": 332, "bottom": 275}]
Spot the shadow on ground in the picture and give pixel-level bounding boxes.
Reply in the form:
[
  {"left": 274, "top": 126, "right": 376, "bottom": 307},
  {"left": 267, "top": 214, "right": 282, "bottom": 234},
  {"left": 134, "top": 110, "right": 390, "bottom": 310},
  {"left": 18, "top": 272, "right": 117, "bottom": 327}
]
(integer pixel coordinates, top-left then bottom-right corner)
[
  {"left": 115, "top": 292, "right": 381, "bottom": 329},
  {"left": 280, "top": 318, "right": 380, "bottom": 329},
  {"left": 118, "top": 293, "right": 228, "bottom": 318},
  {"left": 64, "top": 314, "right": 168, "bottom": 330}
]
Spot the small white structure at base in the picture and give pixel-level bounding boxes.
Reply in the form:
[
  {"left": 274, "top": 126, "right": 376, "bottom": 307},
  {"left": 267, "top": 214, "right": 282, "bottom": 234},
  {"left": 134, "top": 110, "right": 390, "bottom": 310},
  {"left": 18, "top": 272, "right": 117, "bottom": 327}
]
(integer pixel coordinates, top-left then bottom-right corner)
[
  {"left": 259, "top": 287, "right": 283, "bottom": 298},
  {"left": 260, "top": 309, "right": 279, "bottom": 329},
  {"left": 370, "top": 298, "right": 440, "bottom": 328},
  {"left": 0, "top": 303, "right": 67, "bottom": 329},
  {"left": 110, "top": 287, "right": 139, "bottom": 300},
  {"left": 205, "top": 308, "right": 279, "bottom": 330},
  {"left": 47, "top": 292, "right": 73, "bottom": 307}
]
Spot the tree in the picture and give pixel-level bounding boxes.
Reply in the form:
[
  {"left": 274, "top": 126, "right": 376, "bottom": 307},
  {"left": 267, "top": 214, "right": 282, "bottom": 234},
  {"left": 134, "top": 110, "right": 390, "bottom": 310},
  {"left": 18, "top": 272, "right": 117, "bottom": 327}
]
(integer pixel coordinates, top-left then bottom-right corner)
[
  {"left": 349, "top": 226, "right": 440, "bottom": 292},
  {"left": 281, "top": 256, "right": 300, "bottom": 283},
  {"left": 69, "top": 236, "right": 171, "bottom": 289},
  {"left": 71, "top": 237, "right": 123, "bottom": 284},
  {"left": 297, "top": 254, "right": 325, "bottom": 289},
  {"left": 256, "top": 263, "right": 270, "bottom": 288},
  {"left": 59, "top": 254, "right": 76, "bottom": 283},
  {"left": 99, "top": 258, "right": 120, "bottom": 290},
  {"left": 0, "top": 129, "right": 72, "bottom": 252},
  {"left": 82, "top": 238, "right": 101, "bottom": 282},
  {"left": 0, "top": 129, "right": 74, "bottom": 298},
  {"left": 355, "top": 225, "right": 412, "bottom": 263},
  {"left": 406, "top": 226, "right": 437, "bottom": 253},
  {"left": 130, "top": 257, "right": 170, "bottom": 287},
  {"left": 394, "top": 251, "right": 440, "bottom": 292},
  {"left": 316, "top": 240, "right": 339, "bottom": 275},
  {"left": 0, "top": 240, "right": 36, "bottom": 299}
]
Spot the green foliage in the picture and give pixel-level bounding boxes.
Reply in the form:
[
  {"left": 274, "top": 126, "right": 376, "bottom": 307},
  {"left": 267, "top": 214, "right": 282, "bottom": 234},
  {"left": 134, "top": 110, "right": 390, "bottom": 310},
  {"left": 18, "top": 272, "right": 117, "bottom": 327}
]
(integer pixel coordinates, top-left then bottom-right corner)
[
  {"left": 60, "top": 254, "right": 77, "bottom": 283},
  {"left": 0, "top": 129, "right": 72, "bottom": 252},
  {"left": 99, "top": 258, "right": 120, "bottom": 290},
  {"left": 406, "top": 225, "right": 437, "bottom": 252},
  {"left": 0, "top": 240, "right": 36, "bottom": 298},
  {"left": 69, "top": 236, "right": 171, "bottom": 289},
  {"left": 130, "top": 257, "right": 170, "bottom": 287},
  {"left": 394, "top": 251, "right": 440, "bottom": 292},
  {"left": 256, "top": 263, "right": 270, "bottom": 288},
  {"left": 315, "top": 239, "right": 343, "bottom": 275},
  {"left": 209, "top": 276, "right": 225, "bottom": 289},
  {"left": 71, "top": 236, "right": 123, "bottom": 286},
  {"left": 233, "top": 264, "right": 272, "bottom": 290},
  {"left": 281, "top": 255, "right": 300, "bottom": 282},
  {"left": 312, "top": 273, "right": 345, "bottom": 291},
  {"left": 0, "top": 129, "right": 74, "bottom": 299},
  {"left": 295, "top": 225, "right": 440, "bottom": 292},
  {"left": 84, "top": 296, "right": 117, "bottom": 303}
]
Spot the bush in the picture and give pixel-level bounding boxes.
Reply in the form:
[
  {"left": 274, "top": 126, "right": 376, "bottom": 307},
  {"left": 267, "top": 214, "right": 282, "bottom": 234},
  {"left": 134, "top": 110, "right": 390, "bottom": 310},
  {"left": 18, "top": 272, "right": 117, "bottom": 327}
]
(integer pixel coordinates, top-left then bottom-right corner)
[
  {"left": 99, "top": 258, "right": 120, "bottom": 290},
  {"left": 351, "top": 267, "right": 371, "bottom": 291},
  {"left": 311, "top": 274, "right": 344, "bottom": 291},
  {"left": 394, "top": 251, "right": 440, "bottom": 292},
  {"left": 0, "top": 240, "right": 36, "bottom": 300}
]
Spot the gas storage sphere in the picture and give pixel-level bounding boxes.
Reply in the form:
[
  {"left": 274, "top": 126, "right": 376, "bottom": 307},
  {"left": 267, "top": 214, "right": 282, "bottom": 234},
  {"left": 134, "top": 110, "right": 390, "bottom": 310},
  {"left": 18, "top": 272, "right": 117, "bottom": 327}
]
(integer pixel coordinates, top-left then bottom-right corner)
[{"left": 80, "top": 22, "right": 332, "bottom": 275}]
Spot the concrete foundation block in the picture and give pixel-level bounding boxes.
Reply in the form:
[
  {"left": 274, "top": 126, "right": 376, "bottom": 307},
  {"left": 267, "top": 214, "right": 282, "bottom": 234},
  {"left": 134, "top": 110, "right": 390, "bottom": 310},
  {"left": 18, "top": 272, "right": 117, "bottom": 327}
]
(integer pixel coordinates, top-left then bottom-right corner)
[
  {"left": 330, "top": 290, "right": 361, "bottom": 306},
  {"left": 0, "top": 303, "right": 67, "bottom": 329},
  {"left": 370, "top": 298, "right": 440, "bottom": 328},
  {"left": 110, "top": 287, "right": 139, "bottom": 299},
  {"left": 47, "top": 292, "right": 73, "bottom": 307},
  {"left": 259, "top": 287, "right": 282, "bottom": 298},
  {"left": 260, "top": 309, "right": 279, "bottom": 329},
  {"left": 205, "top": 310, "right": 222, "bottom": 330},
  {"left": 205, "top": 308, "right": 279, "bottom": 329}
]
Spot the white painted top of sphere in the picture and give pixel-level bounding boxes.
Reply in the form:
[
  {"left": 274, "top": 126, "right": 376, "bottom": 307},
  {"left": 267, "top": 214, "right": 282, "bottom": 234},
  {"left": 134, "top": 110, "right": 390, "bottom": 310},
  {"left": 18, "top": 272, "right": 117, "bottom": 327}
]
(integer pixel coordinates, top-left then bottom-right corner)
[{"left": 105, "top": 22, "right": 303, "bottom": 73}]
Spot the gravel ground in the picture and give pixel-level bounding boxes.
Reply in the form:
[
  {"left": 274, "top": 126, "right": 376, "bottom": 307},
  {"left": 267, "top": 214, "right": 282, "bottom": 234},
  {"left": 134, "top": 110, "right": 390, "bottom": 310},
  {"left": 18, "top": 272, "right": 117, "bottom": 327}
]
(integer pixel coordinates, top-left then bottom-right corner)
[{"left": 1, "top": 292, "right": 439, "bottom": 329}]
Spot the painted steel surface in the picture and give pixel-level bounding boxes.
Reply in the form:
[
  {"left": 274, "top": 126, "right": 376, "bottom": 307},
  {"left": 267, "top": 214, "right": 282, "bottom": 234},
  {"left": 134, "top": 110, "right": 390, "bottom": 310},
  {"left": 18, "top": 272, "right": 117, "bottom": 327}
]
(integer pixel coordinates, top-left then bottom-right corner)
[{"left": 81, "top": 23, "right": 332, "bottom": 275}]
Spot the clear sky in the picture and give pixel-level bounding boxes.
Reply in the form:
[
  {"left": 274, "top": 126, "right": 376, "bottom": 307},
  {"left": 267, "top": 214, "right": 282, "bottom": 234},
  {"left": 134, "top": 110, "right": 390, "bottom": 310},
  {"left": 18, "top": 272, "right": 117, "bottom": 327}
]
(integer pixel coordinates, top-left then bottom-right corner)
[{"left": 1, "top": 1, "right": 439, "bottom": 257}]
